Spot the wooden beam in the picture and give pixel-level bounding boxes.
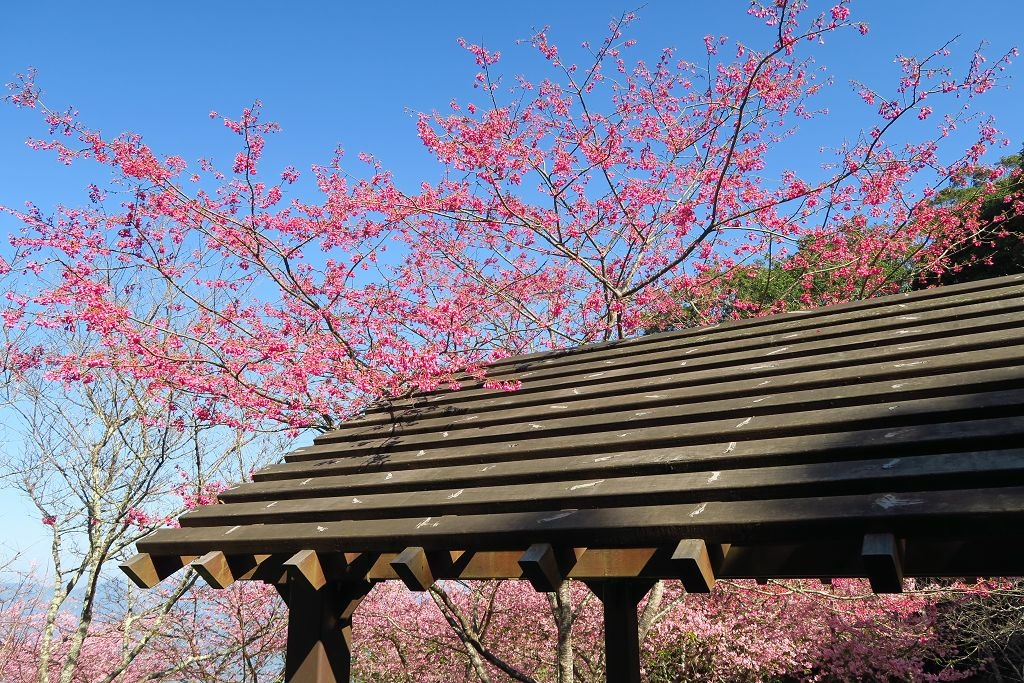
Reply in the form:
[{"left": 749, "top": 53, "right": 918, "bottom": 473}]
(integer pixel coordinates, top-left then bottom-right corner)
[
  {"left": 191, "top": 552, "right": 270, "bottom": 589},
  {"left": 390, "top": 547, "right": 435, "bottom": 591},
  {"left": 140, "top": 485, "right": 1024, "bottom": 556},
  {"left": 197, "top": 448, "right": 1024, "bottom": 528},
  {"left": 248, "top": 412, "right": 1024, "bottom": 496},
  {"left": 518, "top": 543, "right": 578, "bottom": 592},
  {"left": 457, "top": 550, "right": 523, "bottom": 579},
  {"left": 863, "top": 533, "right": 904, "bottom": 593},
  {"left": 284, "top": 550, "right": 328, "bottom": 590},
  {"left": 315, "top": 332, "right": 1024, "bottom": 448},
  {"left": 283, "top": 383, "right": 1024, "bottom": 469},
  {"left": 119, "top": 553, "right": 195, "bottom": 589},
  {"left": 672, "top": 540, "right": 729, "bottom": 593},
  {"left": 192, "top": 551, "right": 234, "bottom": 589}
]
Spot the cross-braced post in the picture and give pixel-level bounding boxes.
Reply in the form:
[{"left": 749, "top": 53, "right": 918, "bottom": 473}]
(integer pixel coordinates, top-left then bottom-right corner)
[{"left": 285, "top": 576, "right": 373, "bottom": 683}]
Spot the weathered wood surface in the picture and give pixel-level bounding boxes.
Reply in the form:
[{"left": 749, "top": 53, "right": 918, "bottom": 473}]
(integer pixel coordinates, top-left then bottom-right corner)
[
  {"left": 339, "top": 276, "right": 1024, "bottom": 420},
  {"left": 193, "top": 451, "right": 1024, "bottom": 524},
  {"left": 319, "top": 316, "right": 1024, "bottom": 441},
  {"left": 480, "top": 274, "right": 1024, "bottom": 372},
  {"left": 142, "top": 484, "right": 1024, "bottom": 554},
  {"left": 128, "top": 274, "right": 1024, "bottom": 588},
  {"left": 315, "top": 344, "right": 1024, "bottom": 444},
  {"left": 249, "top": 416, "right": 1024, "bottom": 489}
]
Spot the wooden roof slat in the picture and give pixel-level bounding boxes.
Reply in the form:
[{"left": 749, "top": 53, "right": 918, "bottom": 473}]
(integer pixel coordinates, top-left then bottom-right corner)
[
  {"left": 473, "top": 296, "right": 1024, "bottom": 385},
  {"left": 271, "top": 342, "right": 1024, "bottom": 469},
  {"left": 330, "top": 319, "right": 1024, "bottom": 433},
  {"left": 480, "top": 274, "right": 1024, "bottom": 372},
  {"left": 285, "top": 387, "right": 1024, "bottom": 469},
  {"left": 322, "top": 344, "right": 1024, "bottom": 444},
  {"left": 184, "top": 450, "right": 1024, "bottom": 526},
  {"left": 237, "top": 417, "right": 1024, "bottom": 497},
  {"left": 300, "top": 365, "right": 1022, "bottom": 456},
  {"left": 246, "top": 416, "right": 1024, "bottom": 493},
  {"left": 137, "top": 485, "right": 1024, "bottom": 556}
]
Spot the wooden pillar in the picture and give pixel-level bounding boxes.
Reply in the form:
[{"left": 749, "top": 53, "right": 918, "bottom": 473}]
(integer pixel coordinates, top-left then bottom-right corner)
[
  {"left": 586, "top": 580, "right": 653, "bottom": 683},
  {"left": 284, "top": 578, "right": 372, "bottom": 683}
]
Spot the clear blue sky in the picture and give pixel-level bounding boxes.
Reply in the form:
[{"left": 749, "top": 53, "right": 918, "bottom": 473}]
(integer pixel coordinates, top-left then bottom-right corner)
[{"left": 1, "top": 1, "right": 1022, "bottom": 569}]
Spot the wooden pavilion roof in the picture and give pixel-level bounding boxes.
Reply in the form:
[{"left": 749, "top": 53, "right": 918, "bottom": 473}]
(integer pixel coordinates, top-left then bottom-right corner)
[{"left": 125, "top": 274, "right": 1024, "bottom": 596}]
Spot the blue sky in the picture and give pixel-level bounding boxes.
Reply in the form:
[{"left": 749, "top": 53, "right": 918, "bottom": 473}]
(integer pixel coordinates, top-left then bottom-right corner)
[
  {"left": 2, "top": 1, "right": 1022, "bottom": 218},
  {"left": 1, "top": 1, "right": 1022, "bottom": 569}
]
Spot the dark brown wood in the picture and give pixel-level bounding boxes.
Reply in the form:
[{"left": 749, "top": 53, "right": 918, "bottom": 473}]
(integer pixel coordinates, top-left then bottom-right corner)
[
  {"left": 477, "top": 275, "right": 1024, "bottom": 374},
  {"left": 863, "top": 533, "right": 904, "bottom": 593},
  {"left": 304, "top": 364, "right": 1024, "bottom": 455},
  {"left": 139, "top": 485, "right": 1024, "bottom": 558},
  {"left": 192, "top": 450, "right": 1024, "bottom": 527},
  {"left": 673, "top": 540, "right": 729, "bottom": 593},
  {"left": 119, "top": 553, "right": 196, "bottom": 589},
  {"left": 280, "top": 387, "right": 1024, "bottom": 477},
  {"left": 518, "top": 543, "right": 578, "bottom": 592},
  {"left": 390, "top": 547, "right": 437, "bottom": 591},
  {"left": 285, "top": 578, "right": 373, "bottom": 683},
  {"left": 248, "top": 417, "right": 1024, "bottom": 496},
  {"left": 313, "top": 344, "right": 1024, "bottom": 445},
  {"left": 585, "top": 581, "right": 655, "bottom": 683}
]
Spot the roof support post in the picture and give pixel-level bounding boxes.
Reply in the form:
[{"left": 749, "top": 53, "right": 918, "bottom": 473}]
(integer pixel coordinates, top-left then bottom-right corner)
[
  {"left": 863, "top": 533, "right": 905, "bottom": 593},
  {"left": 284, "top": 576, "right": 373, "bottom": 683},
  {"left": 585, "top": 580, "right": 654, "bottom": 683}
]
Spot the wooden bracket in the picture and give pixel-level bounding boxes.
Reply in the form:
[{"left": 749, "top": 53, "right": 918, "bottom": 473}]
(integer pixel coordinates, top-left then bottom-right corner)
[
  {"left": 192, "top": 551, "right": 270, "bottom": 589},
  {"left": 863, "top": 533, "right": 904, "bottom": 593},
  {"left": 671, "top": 539, "right": 730, "bottom": 593},
  {"left": 284, "top": 550, "right": 329, "bottom": 590},
  {"left": 120, "top": 553, "right": 195, "bottom": 589},
  {"left": 390, "top": 547, "right": 454, "bottom": 591},
  {"left": 518, "top": 543, "right": 578, "bottom": 592}
]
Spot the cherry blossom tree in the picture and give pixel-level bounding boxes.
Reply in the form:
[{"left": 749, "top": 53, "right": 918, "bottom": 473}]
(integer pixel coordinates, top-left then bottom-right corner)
[
  {"left": 0, "top": 292, "right": 286, "bottom": 682},
  {"left": 1, "top": 0, "right": 1020, "bottom": 680},
  {"left": 1, "top": 1, "right": 1018, "bottom": 428},
  {"left": 350, "top": 578, "right": 980, "bottom": 682}
]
